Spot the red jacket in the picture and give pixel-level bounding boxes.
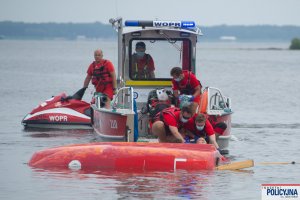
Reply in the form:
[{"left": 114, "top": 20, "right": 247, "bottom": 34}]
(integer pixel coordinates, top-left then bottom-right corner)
[
  {"left": 183, "top": 115, "right": 214, "bottom": 137},
  {"left": 131, "top": 53, "right": 155, "bottom": 79},
  {"left": 87, "top": 59, "right": 115, "bottom": 99},
  {"left": 172, "top": 70, "right": 202, "bottom": 102}
]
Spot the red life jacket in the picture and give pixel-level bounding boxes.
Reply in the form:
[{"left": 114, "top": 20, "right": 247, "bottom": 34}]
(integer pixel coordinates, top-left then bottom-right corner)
[
  {"left": 149, "top": 101, "right": 171, "bottom": 120},
  {"left": 132, "top": 54, "right": 151, "bottom": 79},
  {"left": 151, "top": 107, "right": 182, "bottom": 134},
  {"left": 91, "top": 60, "right": 113, "bottom": 87},
  {"left": 158, "top": 107, "right": 181, "bottom": 127},
  {"left": 175, "top": 71, "right": 202, "bottom": 95}
]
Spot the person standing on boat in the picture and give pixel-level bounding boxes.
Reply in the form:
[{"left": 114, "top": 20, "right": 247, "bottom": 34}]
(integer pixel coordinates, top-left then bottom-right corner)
[
  {"left": 152, "top": 105, "right": 193, "bottom": 143},
  {"left": 131, "top": 42, "right": 155, "bottom": 79},
  {"left": 170, "top": 67, "right": 202, "bottom": 113},
  {"left": 183, "top": 113, "right": 220, "bottom": 149},
  {"left": 83, "top": 49, "right": 117, "bottom": 108}
]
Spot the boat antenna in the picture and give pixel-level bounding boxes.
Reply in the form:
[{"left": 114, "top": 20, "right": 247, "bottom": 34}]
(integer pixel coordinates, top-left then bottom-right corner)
[{"left": 109, "top": 17, "right": 123, "bottom": 87}]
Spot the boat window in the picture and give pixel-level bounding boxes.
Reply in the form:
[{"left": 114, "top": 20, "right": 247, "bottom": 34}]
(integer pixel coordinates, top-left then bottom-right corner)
[{"left": 129, "top": 39, "right": 191, "bottom": 80}]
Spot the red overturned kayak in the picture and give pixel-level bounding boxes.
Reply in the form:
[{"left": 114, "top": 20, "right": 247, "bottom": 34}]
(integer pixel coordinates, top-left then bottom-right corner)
[{"left": 29, "top": 142, "right": 218, "bottom": 171}]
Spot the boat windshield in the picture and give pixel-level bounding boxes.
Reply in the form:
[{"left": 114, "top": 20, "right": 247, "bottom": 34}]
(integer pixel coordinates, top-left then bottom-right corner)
[{"left": 129, "top": 39, "right": 191, "bottom": 80}]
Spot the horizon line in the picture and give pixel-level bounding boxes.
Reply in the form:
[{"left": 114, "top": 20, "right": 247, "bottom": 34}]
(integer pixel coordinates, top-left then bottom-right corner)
[{"left": 1, "top": 20, "right": 300, "bottom": 27}]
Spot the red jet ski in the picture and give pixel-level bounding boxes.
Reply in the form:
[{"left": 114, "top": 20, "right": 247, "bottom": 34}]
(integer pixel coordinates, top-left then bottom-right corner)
[{"left": 22, "top": 88, "right": 92, "bottom": 129}]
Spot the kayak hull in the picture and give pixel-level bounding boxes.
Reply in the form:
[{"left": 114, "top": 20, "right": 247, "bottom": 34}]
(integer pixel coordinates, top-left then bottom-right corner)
[{"left": 29, "top": 142, "right": 218, "bottom": 171}]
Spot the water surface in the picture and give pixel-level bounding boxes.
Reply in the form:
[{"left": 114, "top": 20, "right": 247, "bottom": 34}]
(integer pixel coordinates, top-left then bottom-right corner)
[{"left": 0, "top": 40, "right": 299, "bottom": 199}]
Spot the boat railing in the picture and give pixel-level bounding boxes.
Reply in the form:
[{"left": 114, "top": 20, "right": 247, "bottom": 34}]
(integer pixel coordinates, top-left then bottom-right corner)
[
  {"left": 205, "top": 87, "right": 232, "bottom": 115},
  {"left": 111, "top": 87, "right": 134, "bottom": 111}
]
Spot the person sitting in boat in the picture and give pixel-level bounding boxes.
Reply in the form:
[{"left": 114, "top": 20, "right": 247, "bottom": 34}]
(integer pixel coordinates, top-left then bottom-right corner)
[
  {"left": 152, "top": 105, "right": 193, "bottom": 143},
  {"left": 131, "top": 42, "right": 155, "bottom": 79},
  {"left": 170, "top": 67, "right": 202, "bottom": 114},
  {"left": 182, "top": 113, "right": 220, "bottom": 150},
  {"left": 83, "top": 49, "right": 117, "bottom": 108}
]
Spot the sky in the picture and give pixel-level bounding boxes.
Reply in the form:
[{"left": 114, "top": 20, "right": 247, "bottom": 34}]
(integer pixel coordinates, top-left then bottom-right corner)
[{"left": 0, "top": 0, "right": 300, "bottom": 26}]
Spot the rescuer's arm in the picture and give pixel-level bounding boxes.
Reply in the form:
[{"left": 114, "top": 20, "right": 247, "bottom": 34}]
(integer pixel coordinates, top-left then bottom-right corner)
[
  {"left": 83, "top": 74, "right": 92, "bottom": 88},
  {"left": 169, "top": 126, "right": 185, "bottom": 143}
]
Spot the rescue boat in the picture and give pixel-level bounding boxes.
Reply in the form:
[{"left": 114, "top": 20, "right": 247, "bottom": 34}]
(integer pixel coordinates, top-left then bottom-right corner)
[
  {"left": 24, "top": 18, "right": 233, "bottom": 154},
  {"left": 28, "top": 142, "right": 218, "bottom": 171},
  {"left": 22, "top": 88, "right": 92, "bottom": 129},
  {"left": 91, "top": 18, "right": 233, "bottom": 153}
]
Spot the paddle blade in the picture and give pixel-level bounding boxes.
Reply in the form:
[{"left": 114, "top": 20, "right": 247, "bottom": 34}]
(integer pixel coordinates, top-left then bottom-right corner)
[
  {"left": 258, "top": 161, "right": 296, "bottom": 165},
  {"left": 216, "top": 159, "right": 254, "bottom": 170}
]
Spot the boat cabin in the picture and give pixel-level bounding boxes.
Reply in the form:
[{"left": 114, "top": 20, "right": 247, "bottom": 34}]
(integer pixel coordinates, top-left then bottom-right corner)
[
  {"left": 110, "top": 19, "right": 203, "bottom": 136},
  {"left": 118, "top": 20, "right": 201, "bottom": 95}
]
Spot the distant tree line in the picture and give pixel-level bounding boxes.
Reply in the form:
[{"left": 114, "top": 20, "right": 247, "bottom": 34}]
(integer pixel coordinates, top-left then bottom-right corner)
[
  {"left": 0, "top": 21, "right": 116, "bottom": 39},
  {"left": 0, "top": 21, "right": 300, "bottom": 41}
]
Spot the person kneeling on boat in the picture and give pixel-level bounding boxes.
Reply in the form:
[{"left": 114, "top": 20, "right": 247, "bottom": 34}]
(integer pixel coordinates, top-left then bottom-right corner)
[
  {"left": 152, "top": 105, "right": 193, "bottom": 143},
  {"left": 83, "top": 49, "right": 117, "bottom": 108},
  {"left": 182, "top": 113, "right": 220, "bottom": 150},
  {"left": 170, "top": 67, "right": 202, "bottom": 114}
]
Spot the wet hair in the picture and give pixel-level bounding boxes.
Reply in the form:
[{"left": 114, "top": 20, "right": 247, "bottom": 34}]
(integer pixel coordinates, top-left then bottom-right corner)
[
  {"left": 181, "top": 104, "right": 193, "bottom": 115},
  {"left": 195, "top": 113, "right": 206, "bottom": 123},
  {"left": 170, "top": 67, "right": 183, "bottom": 76},
  {"left": 136, "top": 42, "right": 146, "bottom": 49}
]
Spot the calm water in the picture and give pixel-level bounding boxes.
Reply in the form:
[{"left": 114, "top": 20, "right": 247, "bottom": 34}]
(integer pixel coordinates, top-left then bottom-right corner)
[{"left": 0, "top": 40, "right": 300, "bottom": 200}]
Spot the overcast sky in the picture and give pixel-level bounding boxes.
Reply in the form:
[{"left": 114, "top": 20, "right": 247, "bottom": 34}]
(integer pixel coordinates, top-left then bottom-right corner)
[{"left": 1, "top": 0, "right": 300, "bottom": 26}]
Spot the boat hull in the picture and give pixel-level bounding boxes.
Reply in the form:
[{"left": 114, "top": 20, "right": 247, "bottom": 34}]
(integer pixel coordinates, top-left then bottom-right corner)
[
  {"left": 29, "top": 142, "right": 218, "bottom": 171},
  {"left": 22, "top": 92, "right": 92, "bottom": 130},
  {"left": 208, "top": 113, "right": 232, "bottom": 154},
  {"left": 91, "top": 105, "right": 135, "bottom": 141},
  {"left": 22, "top": 108, "right": 92, "bottom": 129},
  {"left": 22, "top": 122, "right": 92, "bottom": 130}
]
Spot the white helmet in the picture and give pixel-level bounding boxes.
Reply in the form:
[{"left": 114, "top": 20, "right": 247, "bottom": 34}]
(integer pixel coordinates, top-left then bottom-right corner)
[{"left": 156, "top": 89, "right": 169, "bottom": 101}]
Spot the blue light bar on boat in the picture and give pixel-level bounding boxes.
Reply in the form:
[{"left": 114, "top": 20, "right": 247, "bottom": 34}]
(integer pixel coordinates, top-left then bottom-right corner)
[{"left": 125, "top": 20, "right": 196, "bottom": 28}]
